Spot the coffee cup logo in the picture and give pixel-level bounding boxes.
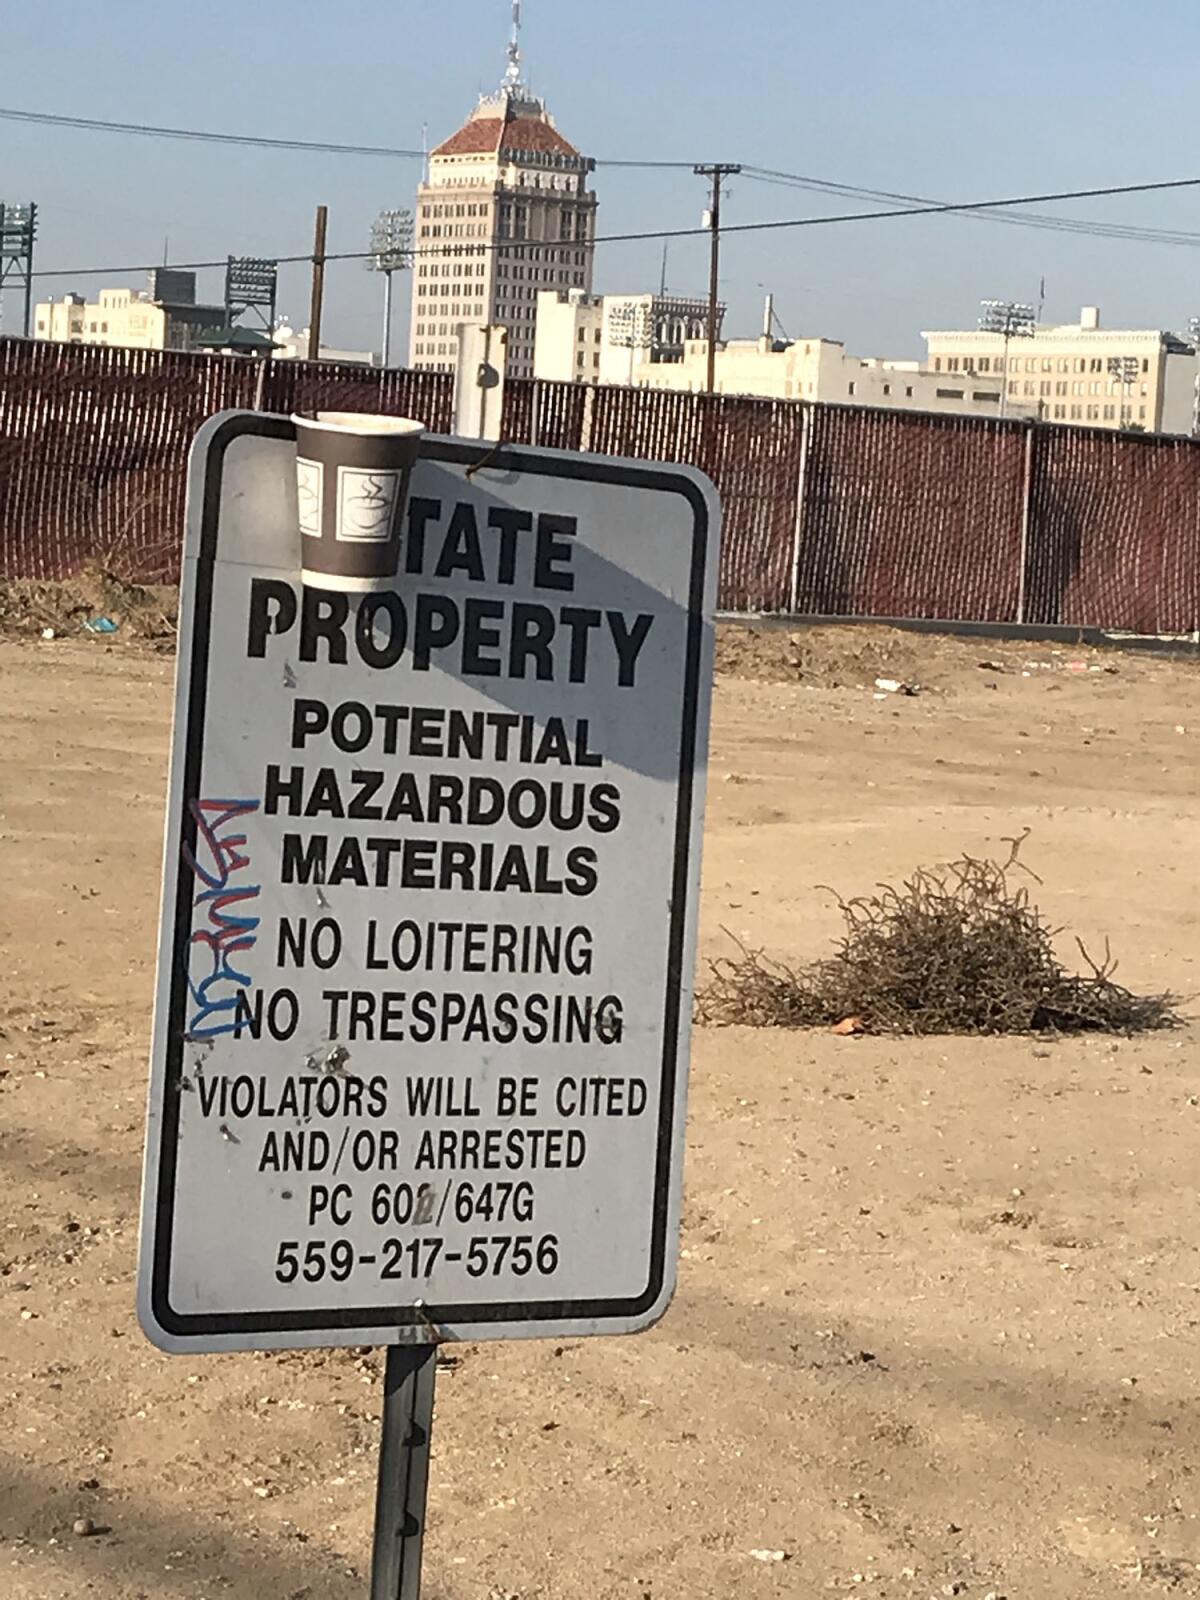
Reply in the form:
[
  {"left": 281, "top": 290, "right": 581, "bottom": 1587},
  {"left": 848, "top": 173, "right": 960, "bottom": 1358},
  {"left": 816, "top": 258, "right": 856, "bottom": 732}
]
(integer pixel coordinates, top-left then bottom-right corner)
[
  {"left": 338, "top": 467, "right": 404, "bottom": 543},
  {"left": 292, "top": 412, "right": 424, "bottom": 591},
  {"left": 296, "top": 458, "right": 324, "bottom": 539}
]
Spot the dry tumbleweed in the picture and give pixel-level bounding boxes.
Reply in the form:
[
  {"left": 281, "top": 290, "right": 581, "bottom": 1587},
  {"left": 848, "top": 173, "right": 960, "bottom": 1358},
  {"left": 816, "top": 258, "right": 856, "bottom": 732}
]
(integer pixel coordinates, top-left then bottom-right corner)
[{"left": 697, "top": 840, "right": 1183, "bottom": 1037}]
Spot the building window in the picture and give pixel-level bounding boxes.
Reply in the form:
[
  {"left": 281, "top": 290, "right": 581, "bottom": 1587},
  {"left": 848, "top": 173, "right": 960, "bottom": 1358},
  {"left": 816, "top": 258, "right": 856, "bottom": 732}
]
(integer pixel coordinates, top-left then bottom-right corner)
[
  {"left": 1040, "top": 380, "right": 1051, "bottom": 396},
  {"left": 883, "top": 383, "right": 891, "bottom": 395},
  {"left": 848, "top": 381, "right": 856, "bottom": 395},
  {"left": 978, "top": 357, "right": 990, "bottom": 372},
  {"left": 1070, "top": 404, "right": 1081, "bottom": 418},
  {"left": 1086, "top": 405, "right": 1099, "bottom": 420},
  {"left": 936, "top": 387, "right": 965, "bottom": 399},
  {"left": 1054, "top": 404, "right": 1065, "bottom": 418},
  {"left": 934, "top": 357, "right": 941, "bottom": 371},
  {"left": 1103, "top": 404, "right": 1115, "bottom": 420},
  {"left": 905, "top": 386, "right": 913, "bottom": 398},
  {"left": 1042, "top": 358, "right": 1052, "bottom": 371},
  {"left": 1140, "top": 405, "right": 1147, "bottom": 419}
]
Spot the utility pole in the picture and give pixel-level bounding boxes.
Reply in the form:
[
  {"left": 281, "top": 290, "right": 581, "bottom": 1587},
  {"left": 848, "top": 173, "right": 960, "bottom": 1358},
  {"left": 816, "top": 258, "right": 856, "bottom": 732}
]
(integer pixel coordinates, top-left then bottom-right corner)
[
  {"left": 308, "top": 205, "right": 328, "bottom": 362},
  {"left": 693, "top": 164, "right": 740, "bottom": 394}
]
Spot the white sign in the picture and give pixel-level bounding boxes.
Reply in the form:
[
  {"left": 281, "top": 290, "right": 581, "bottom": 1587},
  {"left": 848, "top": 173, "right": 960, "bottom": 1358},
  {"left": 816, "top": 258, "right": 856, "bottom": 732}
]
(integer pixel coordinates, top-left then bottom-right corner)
[{"left": 138, "top": 412, "right": 719, "bottom": 1352}]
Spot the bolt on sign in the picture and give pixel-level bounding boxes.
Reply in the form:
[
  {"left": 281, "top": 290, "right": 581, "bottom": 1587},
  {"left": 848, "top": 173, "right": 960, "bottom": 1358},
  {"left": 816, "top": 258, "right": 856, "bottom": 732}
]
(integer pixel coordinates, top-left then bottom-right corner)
[{"left": 138, "top": 410, "right": 720, "bottom": 1352}]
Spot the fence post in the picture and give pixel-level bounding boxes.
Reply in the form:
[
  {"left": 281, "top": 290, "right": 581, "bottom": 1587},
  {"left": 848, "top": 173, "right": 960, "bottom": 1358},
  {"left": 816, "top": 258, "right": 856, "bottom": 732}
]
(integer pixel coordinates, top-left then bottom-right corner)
[
  {"left": 788, "top": 404, "right": 813, "bottom": 614},
  {"left": 1017, "top": 421, "right": 1036, "bottom": 625},
  {"left": 452, "top": 325, "right": 507, "bottom": 440},
  {"left": 581, "top": 383, "right": 595, "bottom": 454}
]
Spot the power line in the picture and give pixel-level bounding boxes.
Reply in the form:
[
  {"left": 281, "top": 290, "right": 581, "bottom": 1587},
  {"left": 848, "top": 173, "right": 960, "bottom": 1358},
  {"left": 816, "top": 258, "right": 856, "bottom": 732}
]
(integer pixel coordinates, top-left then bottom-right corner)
[
  {"left": 26, "top": 174, "right": 1200, "bottom": 282},
  {"left": 713, "top": 174, "right": 1200, "bottom": 244},
  {"left": 8, "top": 101, "right": 1200, "bottom": 216},
  {"left": 9, "top": 99, "right": 1200, "bottom": 240},
  {"left": 0, "top": 104, "right": 426, "bottom": 159},
  {"left": 741, "top": 165, "right": 1200, "bottom": 247},
  {"left": 0, "top": 103, "right": 694, "bottom": 169}
]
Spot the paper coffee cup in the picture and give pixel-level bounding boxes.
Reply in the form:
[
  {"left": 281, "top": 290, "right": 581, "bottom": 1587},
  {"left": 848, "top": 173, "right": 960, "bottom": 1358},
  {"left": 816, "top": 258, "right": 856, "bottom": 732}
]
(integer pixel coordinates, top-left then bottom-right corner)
[{"left": 293, "top": 412, "right": 424, "bottom": 591}]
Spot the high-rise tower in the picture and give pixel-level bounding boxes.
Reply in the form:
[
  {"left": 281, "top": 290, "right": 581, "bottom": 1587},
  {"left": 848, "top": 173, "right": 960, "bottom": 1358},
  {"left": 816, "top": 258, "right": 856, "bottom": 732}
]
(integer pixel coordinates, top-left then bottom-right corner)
[{"left": 408, "top": 3, "right": 597, "bottom": 379}]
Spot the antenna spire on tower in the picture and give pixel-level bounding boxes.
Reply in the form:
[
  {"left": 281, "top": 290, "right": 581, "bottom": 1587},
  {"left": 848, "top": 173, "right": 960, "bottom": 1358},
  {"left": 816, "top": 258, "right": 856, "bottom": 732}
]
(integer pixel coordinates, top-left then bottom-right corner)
[{"left": 503, "top": 0, "right": 524, "bottom": 90}]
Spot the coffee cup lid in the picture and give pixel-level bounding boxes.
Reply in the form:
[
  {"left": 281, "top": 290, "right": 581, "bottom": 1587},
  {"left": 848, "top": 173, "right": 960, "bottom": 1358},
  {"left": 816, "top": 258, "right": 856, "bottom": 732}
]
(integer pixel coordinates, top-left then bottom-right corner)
[{"left": 292, "top": 412, "right": 424, "bottom": 436}]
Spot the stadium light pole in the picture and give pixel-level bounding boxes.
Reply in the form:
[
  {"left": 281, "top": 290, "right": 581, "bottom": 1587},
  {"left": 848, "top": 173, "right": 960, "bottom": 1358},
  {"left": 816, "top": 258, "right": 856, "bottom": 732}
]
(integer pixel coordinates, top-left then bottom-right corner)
[
  {"left": 367, "top": 209, "right": 414, "bottom": 369},
  {"left": 979, "top": 299, "right": 1036, "bottom": 418},
  {"left": 1106, "top": 354, "right": 1139, "bottom": 430},
  {"left": 224, "top": 256, "right": 279, "bottom": 338},
  {"left": 0, "top": 201, "right": 37, "bottom": 337}
]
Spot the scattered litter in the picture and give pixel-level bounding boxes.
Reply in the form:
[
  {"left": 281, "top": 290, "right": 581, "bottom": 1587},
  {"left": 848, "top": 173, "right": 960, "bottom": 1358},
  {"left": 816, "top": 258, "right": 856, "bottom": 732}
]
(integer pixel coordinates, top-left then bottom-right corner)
[
  {"left": 1176, "top": 725, "right": 1187, "bottom": 735},
  {"left": 748, "top": 1549, "right": 789, "bottom": 1563},
  {"left": 40, "top": 627, "right": 55, "bottom": 640},
  {"left": 1066, "top": 661, "right": 1089, "bottom": 673},
  {"left": 831, "top": 1016, "right": 865, "bottom": 1036},
  {"left": 873, "top": 677, "right": 919, "bottom": 695},
  {"left": 978, "top": 660, "right": 1005, "bottom": 672},
  {"left": 82, "top": 616, "right": 119, "bottom": 635}
]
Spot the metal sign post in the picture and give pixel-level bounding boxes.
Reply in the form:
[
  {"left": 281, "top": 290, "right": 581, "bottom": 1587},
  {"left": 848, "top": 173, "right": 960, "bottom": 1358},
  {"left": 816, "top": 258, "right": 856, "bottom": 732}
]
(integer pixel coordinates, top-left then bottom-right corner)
[
  {"left": 138, "top": 410, "right": 719, "bottom": 1596},
  {"left": 371, "top": 1346, "right": 437, "bottom": 1600}
]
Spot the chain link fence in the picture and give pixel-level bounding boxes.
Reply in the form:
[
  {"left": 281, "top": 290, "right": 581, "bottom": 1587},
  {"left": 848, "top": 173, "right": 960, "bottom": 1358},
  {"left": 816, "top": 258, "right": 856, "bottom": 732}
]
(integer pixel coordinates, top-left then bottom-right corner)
[{"left": 1, "top": 339, "right": 1196, "bottom": 633}]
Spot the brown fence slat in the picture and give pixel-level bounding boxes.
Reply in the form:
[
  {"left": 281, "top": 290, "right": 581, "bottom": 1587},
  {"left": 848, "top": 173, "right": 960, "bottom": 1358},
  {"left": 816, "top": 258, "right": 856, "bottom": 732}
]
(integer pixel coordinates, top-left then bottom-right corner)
[
  {"left": 587, "top": 386, "right": 802, "bottom": 613},
  {"left": 794, "top": 407, "right": 1028, "bottom": 622},
  {"left": 0, "top": 340, "right": 452, "bottom": 582},
  {"left": 1026, "top": 425, "right": 1200, "bottom": 634}
]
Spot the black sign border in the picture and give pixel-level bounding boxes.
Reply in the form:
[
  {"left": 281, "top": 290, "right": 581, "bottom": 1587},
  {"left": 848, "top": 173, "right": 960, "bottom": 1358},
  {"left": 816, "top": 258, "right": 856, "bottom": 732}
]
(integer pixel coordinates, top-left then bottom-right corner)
[{"left": 149, "top": 411, "right": 710, "bottom": 1340}]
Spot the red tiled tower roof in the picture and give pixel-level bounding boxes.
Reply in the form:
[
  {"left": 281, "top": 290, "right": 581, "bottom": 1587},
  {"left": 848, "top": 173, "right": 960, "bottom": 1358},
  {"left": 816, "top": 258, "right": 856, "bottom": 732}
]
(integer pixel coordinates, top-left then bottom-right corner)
[{"left": 433, "top": 106, "right": 582, "bottom": 161}]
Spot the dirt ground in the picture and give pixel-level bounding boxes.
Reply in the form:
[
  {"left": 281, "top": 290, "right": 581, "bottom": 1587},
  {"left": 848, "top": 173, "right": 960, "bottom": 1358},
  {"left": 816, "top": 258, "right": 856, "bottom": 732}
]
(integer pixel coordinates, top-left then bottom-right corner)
[{"left": 1, "top": 618, "right": 1198, "bottom": 1600}]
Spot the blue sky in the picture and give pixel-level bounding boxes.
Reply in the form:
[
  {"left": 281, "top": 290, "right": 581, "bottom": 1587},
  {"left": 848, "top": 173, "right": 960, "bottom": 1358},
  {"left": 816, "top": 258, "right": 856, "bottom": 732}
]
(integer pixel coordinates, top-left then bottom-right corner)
[{"left": 4, "top": 0, "right": 1200, "bottom": 357}]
